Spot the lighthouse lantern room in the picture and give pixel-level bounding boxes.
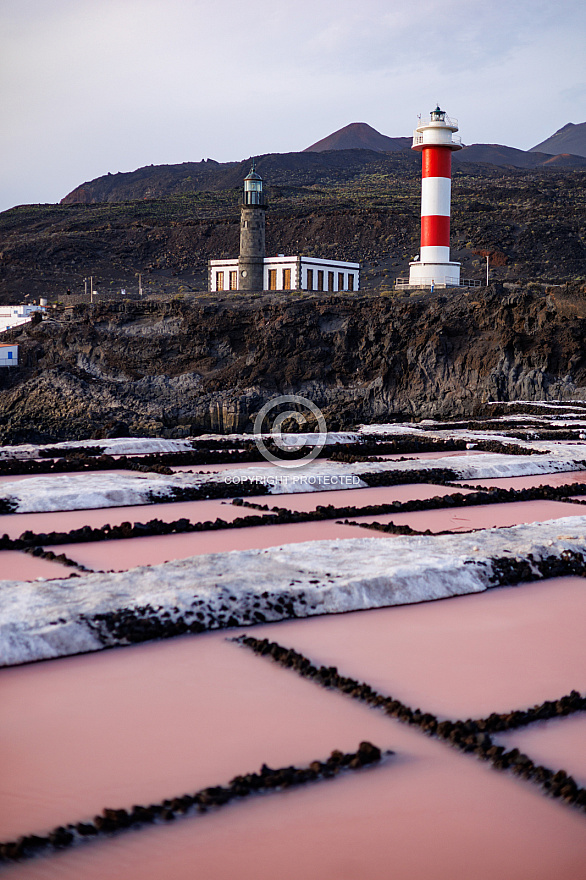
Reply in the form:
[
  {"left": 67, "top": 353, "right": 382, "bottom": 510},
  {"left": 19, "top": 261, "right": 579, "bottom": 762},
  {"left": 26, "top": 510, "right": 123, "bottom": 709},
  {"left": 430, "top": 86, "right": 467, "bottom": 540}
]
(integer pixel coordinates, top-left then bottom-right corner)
[
  {"left": 243, "top": 166, "right": 264, "bottom": 205},
  {"left": 409, "top": 107, "right": 462, "bottom": 288},
  {"left": 238, "top": 162, "right": 266, "bottom": 291}
]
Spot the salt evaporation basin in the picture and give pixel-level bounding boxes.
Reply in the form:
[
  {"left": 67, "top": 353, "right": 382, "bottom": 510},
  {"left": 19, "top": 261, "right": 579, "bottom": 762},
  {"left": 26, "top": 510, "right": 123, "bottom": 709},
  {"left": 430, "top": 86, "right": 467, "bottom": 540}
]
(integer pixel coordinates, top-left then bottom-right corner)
[
  {"left": 457, "top": 472, "right": 586, "bottom": 491},
  {"left": 247, "top": 483, "right": 473, "bottom": 513},
  {"left": 255, "top": 577, "right": 586, "bottom": 718},
  {"left": 0, "top": 499, "right": 269, "bottom": 541},
  {"left": 170, "top": 461, "right": 277, "bottom": 473},
  {"left": 48, "top": 521, "right": 368, "bottom": 571},
  {"left": 0, "top": 632, "right": 401, "bottom": 838},
  {"left": 1, "top": 630, "right": 585, "bottom": 880},
  {"left": 373, "top": 449, "right": 490, "bottom": 460},
  {"left": 350, "top": 498, "right": 584, "bottom": 532},
  {"left": 0, "top": 550, "right": 74, "bottom": 581},
  {"left": 2, "top": 707, "right": 585, "bottom": 880},
  {"left": 498, "top": 714, "right": 586, "bottom": 788}
]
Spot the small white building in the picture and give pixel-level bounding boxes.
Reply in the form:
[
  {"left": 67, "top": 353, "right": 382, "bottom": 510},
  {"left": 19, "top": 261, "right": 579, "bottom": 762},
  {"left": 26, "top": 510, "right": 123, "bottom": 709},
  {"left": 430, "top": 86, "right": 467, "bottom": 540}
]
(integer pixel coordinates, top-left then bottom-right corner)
[
  {"left": 0, "top": 344, "right": 18, "bottom": 367},
  {"left": 209, "top": 256, "right": 359, "bottom": 293},
  {"left": 0, "top": 304, "right": 45, "bottom": 333}
]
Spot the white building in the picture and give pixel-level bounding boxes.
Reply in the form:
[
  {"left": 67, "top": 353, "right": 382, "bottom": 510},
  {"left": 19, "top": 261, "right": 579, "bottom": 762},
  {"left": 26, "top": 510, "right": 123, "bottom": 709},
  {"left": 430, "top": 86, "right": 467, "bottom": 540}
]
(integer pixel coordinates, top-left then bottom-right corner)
[
  {"left": 0, "top": 304, "right": 45, "bottom": 333},
  {"left": 209, "top": 167, "right": 360, "bottom": 293},
  {"left": 0, "top": 344, "right": 18, "bottom": 366},
  {"left": 209, "top": 255, "right": 359, "bottom": 293}
]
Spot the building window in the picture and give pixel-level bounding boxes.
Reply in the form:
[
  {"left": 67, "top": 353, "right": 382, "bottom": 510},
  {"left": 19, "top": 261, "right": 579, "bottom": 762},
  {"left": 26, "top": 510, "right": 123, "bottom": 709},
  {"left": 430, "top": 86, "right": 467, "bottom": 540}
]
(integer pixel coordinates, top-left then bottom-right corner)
[
  {"left": 338, "top": 272, "right": 345, "bottom": 291},
  {"left": 216, "top": 272, "right": 224, "bottom": 291},
  {"left": 7, "top": 352, "right": 13, "bottom": 359},
  {"left": 306, "top": 269, "right": 313, "bottom": 291},
  {"left": 229, "top": 271, "right": 237, "bottom": 290},
  {"left": 317, "top": 270, "right": 324, "bottom": 291},
  {"left": 268, "top": 269, "right": 277, "bottom": 290},
  {"left": 348, "top": 274, "right": 355, "bottom": 291},
  {"left": 283, "top": 268, "right": 291, "bottom": 290},
  {"left": 328, "top": 271, "right": 334, "bottom": 292}
]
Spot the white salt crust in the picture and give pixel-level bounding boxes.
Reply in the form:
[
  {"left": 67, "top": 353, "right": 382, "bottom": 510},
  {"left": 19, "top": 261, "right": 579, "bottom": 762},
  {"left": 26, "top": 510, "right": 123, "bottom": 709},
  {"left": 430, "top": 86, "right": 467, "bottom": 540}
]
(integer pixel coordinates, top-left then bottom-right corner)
[
  {"left": 0, "top": 450, "right": 585, "bottom": 513},
  {"left": 1, "top": 516, "right": 586, "bottom": 666}
]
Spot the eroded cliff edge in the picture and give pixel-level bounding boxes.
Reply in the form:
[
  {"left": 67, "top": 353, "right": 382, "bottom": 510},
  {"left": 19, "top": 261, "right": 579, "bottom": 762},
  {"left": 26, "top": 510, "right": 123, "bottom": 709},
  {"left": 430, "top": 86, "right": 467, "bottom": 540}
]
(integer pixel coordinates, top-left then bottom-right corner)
[{"left": 1, "top": 284, "right": 585, "bottom": 443}]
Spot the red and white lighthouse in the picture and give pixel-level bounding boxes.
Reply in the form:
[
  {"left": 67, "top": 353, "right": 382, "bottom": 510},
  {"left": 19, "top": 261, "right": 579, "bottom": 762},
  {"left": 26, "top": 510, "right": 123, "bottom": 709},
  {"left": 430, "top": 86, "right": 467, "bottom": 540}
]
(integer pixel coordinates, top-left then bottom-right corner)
[{"left": 409, "top": 106, "right": 462, "bottom": 288}]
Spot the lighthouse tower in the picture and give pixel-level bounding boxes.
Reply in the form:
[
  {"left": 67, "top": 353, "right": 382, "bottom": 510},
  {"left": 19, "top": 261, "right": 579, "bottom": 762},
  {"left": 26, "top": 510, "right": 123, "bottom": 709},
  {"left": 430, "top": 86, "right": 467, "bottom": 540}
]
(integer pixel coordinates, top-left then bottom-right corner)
[
  {"left": 409, "top": 107, "right": 462, "bottom": 288},
  {"left": 238, "top": 162, "right": 266, "bottom": 291}
]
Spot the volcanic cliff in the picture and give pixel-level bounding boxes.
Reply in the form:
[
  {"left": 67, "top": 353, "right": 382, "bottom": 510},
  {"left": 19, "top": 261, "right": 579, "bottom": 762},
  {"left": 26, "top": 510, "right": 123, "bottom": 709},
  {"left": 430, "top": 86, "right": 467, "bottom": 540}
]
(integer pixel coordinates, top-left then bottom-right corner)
[{"left": 1, "top": 283, "right": 585, "bottom": 443}]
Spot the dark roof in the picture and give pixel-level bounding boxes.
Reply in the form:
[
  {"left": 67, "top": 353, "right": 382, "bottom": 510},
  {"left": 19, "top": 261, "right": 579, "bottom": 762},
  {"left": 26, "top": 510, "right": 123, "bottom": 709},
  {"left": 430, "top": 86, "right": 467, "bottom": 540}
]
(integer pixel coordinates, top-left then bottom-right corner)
[{"left": 245, "top": 159, "right": 262, "bottom": 182}]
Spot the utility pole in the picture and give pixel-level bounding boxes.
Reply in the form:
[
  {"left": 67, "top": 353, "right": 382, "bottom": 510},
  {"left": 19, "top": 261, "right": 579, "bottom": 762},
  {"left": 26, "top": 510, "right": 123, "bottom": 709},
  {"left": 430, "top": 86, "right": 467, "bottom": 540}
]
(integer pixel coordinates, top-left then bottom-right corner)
[
  {"left": 138, "top": 273, "right": 143, "bottom": 297},
  {"left": 486, "top": 253, "right": 489, "bottom": 287},
  {"left": 84, "top": 277, "right": 88, "bottom": 297},
  {"left": 90, "top": 276, "right": 94, "bottom": 304}
]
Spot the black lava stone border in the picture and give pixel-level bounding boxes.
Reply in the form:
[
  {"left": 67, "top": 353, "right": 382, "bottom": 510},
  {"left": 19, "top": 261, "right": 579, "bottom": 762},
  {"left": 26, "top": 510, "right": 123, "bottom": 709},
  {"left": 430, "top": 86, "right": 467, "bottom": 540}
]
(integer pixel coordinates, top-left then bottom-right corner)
[{"left": 0, "top": 743, "right": 385, "bottom": 864}]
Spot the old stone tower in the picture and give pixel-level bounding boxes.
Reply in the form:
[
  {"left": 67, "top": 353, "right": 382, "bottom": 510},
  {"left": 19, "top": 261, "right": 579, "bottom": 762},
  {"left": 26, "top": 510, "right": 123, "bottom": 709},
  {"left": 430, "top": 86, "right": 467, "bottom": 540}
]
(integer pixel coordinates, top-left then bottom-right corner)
[
  {"left": 209, "top": 164, "right": 359, "bottom": 292},
  {"left": 238, "top": 163, "right": 266, "bottom": 291}
]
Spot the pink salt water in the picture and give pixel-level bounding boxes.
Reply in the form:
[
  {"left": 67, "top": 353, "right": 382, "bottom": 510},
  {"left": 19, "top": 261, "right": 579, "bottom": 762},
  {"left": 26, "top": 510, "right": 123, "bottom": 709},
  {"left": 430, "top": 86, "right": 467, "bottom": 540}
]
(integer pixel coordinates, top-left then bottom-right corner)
[
  {"left": 0, "top": 499, "right": 270, "bottom": 541},
  {"left": 169, "top": 451, "right": 487, "bottom": 472},
  {"left": 1, "top": 591, "right": 585, "bottom": 880},
  {"left": 4, "top": 747, "right": 585, "bottom": 880},
  {"left": 457, "top": 471, "right": 586, "bottom": 491},
  {"left": 373, "top": 449, "right": 489, "bottom": 460},
  {"left": 50, "top": 521, "right": 368, "bottom": 571},
  {"left": 170, "top": 461, "right": 276, "bottom": 473},
  {"left": 0, "top": 550, "right": 73, "bottom": 581},
  {"left": 247, "top": 482, "right": 473, "bottom": 513},
  {"left": 0, "top": 475, "right": 45, "bottom": 486},
  {"left": 0, "top": 634, "right": 394, "bottom": 839},
  {"left": 256, "top": 577, "right": 586, "bottom": 718},
  {"left": 499, "top": 713, "right": 586, "bottom": 788},
  {"left": 350, "top": 498, "right": 583, "bottom": 532}
]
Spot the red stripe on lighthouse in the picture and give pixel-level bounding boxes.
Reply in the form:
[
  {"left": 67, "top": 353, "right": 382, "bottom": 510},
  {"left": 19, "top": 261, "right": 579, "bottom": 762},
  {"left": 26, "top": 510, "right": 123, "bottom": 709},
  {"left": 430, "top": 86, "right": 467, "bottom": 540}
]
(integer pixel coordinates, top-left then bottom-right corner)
[
  {"left": 421, "top": 215, "right": 450, "bottom": 248},
  {"left": 422, "top": 147, "right": 452, "bottom": 179}
]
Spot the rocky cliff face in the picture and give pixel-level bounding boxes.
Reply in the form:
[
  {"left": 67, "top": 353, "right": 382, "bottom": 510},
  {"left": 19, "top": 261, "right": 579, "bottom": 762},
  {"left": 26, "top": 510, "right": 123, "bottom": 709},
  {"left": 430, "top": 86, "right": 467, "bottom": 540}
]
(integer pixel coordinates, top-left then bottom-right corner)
[{"left": 1, "top": 284, "right": 585, "bottom": 443}]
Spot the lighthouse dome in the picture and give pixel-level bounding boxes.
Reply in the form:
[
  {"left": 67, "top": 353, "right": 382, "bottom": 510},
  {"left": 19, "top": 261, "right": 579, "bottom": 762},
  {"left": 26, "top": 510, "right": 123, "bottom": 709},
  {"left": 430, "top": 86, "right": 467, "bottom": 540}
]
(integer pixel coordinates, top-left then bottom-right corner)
[{"left": 242, "top": 162, "right": 265, "bottom": 206}]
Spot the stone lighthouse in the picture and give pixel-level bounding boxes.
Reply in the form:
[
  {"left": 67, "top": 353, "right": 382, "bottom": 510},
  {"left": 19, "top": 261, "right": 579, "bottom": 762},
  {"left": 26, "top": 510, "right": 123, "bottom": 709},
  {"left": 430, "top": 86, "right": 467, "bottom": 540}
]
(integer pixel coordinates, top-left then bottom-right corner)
[
  {"left": 209, "top": 164, "right": 359, "bottom": 292},
  {"left": 238, "top": 162, "right": 266, "bottom": 291},
  {"left": 409, "top": 106, "right": 462, "bottom": 288}
]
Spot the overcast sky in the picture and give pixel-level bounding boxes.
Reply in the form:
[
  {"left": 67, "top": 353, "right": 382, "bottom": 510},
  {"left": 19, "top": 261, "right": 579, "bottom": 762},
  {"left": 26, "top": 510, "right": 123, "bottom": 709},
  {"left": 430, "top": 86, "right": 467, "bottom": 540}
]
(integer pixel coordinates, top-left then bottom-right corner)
[{"left": 1, "top": 0, "right": 584, "bottom": 212}]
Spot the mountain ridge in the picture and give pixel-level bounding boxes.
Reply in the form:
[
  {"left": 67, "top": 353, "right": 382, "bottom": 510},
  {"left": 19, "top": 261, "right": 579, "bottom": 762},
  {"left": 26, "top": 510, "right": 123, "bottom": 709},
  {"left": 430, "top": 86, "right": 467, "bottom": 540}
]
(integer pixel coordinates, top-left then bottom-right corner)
[
  {"left": 60, "top": 121, "right": 586, "bottom": 206},
  {"left": 530, "top": 122, "right": 586, "bottom": 158}
]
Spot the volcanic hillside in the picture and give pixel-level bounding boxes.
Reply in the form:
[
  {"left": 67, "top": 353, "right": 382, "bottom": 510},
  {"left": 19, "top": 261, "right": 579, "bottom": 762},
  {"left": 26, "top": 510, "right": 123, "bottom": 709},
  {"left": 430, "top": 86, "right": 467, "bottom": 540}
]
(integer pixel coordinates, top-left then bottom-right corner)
[
  {"left": 0, "top": 148, "right": 585, "bottom": 304},
  {"left": 531, "top": 122, "right": 586, "bottom": 158},
  {"left": 303, "top": 123, "right": 411, "bottom": 153}
]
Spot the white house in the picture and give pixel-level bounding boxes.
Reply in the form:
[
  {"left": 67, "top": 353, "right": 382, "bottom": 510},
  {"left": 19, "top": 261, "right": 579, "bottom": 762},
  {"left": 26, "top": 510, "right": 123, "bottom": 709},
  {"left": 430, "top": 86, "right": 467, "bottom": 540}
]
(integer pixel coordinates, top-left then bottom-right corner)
[
  {"left": 209, "top": 255, "right": 359, "bottom": 293},
  {"left": 0, "top": 344, "right": 18, "bottom": 366},
  {"left": 0, "top": 304, "right": 45, "bottom": 333}
]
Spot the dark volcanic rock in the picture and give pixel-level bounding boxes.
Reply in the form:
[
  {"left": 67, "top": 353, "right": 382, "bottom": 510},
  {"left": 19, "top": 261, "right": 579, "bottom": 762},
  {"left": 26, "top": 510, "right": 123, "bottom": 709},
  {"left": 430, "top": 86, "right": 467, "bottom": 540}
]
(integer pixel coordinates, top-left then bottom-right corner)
[
  {"left": 0, "top": 158, "right": 585, "bottom": 302},
  {"left": 1, "top": 284, "right": 586, "bottom": 442}
]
